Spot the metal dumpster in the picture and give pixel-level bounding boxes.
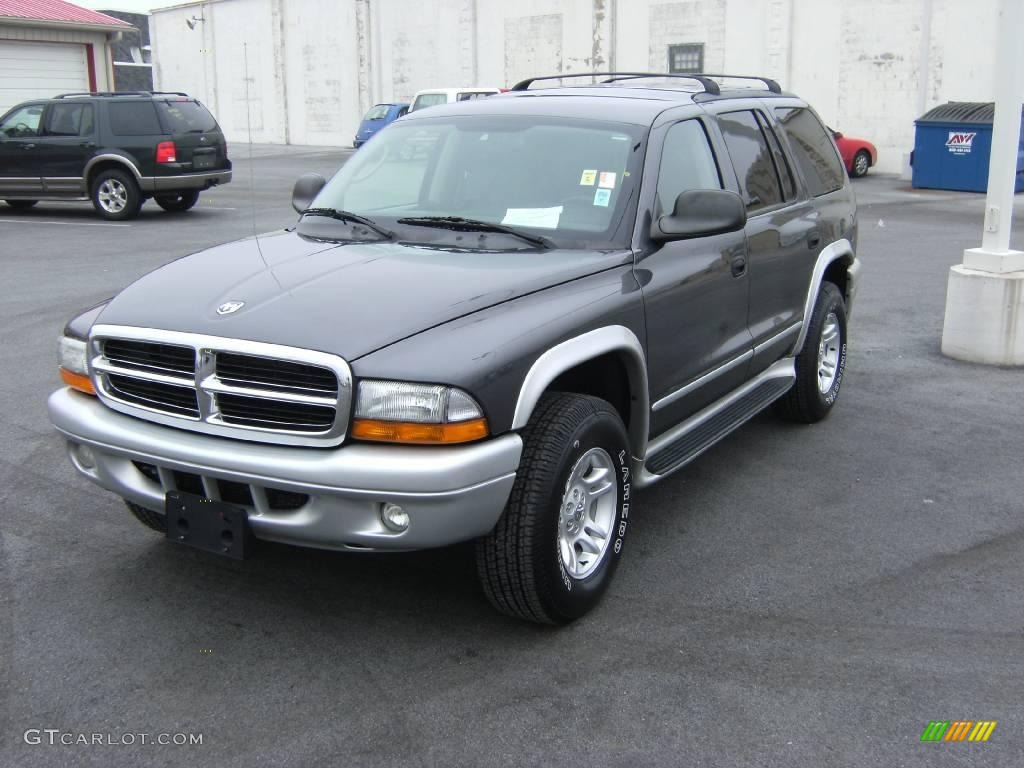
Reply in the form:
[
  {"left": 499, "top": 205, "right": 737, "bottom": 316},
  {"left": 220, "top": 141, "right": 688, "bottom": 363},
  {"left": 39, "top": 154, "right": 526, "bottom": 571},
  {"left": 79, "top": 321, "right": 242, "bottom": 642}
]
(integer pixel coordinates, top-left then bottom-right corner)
[{"left": 911, "top": 102, "right": 1024, "bottom": 192}]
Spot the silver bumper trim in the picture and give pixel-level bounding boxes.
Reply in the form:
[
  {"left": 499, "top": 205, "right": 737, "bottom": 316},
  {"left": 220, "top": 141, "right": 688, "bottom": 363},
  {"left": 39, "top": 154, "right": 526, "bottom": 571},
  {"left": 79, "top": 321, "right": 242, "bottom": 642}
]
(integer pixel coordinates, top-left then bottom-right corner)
[{"left": 48, "top": 388, "right": 521, "bottom": 551}]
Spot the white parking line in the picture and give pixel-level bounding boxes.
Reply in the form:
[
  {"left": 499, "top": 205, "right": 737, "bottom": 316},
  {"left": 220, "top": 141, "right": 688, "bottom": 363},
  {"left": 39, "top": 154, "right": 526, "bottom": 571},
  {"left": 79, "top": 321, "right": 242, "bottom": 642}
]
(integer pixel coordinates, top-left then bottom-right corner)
[
  {"left": 198, "top": 206, "right": 238, "bottom": 211},
  {"left": 0, "top": 218, "right": 131, "bottom": 228}
]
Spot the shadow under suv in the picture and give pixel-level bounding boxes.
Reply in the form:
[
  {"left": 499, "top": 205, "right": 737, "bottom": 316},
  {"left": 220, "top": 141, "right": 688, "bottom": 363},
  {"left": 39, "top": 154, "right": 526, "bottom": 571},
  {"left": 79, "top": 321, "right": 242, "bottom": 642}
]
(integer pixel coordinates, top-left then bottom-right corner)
[{"left": 0, "top": 91, "right": 231, "bottom": 220}]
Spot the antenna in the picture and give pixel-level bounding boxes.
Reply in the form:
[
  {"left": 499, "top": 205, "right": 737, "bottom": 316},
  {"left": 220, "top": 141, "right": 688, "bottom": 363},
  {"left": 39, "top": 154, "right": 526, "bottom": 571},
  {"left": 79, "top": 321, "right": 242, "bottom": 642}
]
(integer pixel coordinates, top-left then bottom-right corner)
[{"left": 242, "top": 42, "right": 265, "bottom": 262}]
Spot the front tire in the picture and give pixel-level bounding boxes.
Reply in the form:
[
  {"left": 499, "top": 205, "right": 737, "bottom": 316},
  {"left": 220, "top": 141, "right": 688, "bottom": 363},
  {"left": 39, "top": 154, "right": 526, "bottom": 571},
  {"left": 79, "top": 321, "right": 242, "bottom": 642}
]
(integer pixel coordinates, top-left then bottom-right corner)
[
  {"left": 5, "top": 199, "right": 37, "bottom": 210},
  {"left": 777, "top": 281, "right": 848, "bottom": 423},
  {"left": 155, "top": 190, "right": 200, "bottom": 212},
  {"left": 91, "top": 169, "right": 142, "bottom": 220},
  {"left": 125, "top": 500, "right": 166, "bottom": 533},
  {"left": 476, "top": 392, "right": 632, "bottom": 624},
  {"left": 851, "top": 150, "right": 870, "bottom": 178}
]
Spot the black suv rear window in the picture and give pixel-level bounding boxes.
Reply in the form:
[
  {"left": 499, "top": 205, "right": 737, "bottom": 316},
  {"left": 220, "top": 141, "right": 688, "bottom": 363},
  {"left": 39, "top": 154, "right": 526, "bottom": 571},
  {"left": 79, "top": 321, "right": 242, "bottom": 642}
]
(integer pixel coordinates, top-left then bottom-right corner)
[
  {"left": 774, "top": 107, "right": 844, "bottom": 196},
  {"left": 156, "top": 101, "right": 218, "bottom": 133},
  {"left": 108, "top": 102, "right": 162, "bottom": 135}
]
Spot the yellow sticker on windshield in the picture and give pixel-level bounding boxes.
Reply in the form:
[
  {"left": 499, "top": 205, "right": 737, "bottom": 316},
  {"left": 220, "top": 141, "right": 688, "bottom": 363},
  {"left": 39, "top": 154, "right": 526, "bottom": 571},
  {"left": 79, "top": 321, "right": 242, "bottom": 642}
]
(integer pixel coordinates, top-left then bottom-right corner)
[
  {"left": 580, "top": 169, "right": 597, "bottom": 186},
  {"left": 598, "top": 171, "right": 617, "bottom": 189}
]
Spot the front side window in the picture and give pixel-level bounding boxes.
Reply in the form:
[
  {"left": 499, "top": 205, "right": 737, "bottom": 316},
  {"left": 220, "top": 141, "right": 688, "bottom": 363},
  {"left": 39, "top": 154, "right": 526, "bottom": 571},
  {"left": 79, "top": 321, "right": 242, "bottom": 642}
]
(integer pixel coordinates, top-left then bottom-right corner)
[
  {"left": 718, "top": 110, "right": 784, "bottom": 212},
  {"left": 655, "top": 119, "right": 721, "bottom": 217},
  {"left": 0, "top": 104, "right": 44, "bottom": 138},
  {"left": 411, "top": 93, "right": 448, "bottom": 112},
  {"left": 774, "top": 107, "right": 845, "bottom": 196},
  {"left": 44, "top": 103, "right": 94, "bottom": 137},
  {"left": 668, "top": 43, "right": 705, "bottom": 74},
  {"left": 307, "top": 115, "right": 644, "bottom": 247}
]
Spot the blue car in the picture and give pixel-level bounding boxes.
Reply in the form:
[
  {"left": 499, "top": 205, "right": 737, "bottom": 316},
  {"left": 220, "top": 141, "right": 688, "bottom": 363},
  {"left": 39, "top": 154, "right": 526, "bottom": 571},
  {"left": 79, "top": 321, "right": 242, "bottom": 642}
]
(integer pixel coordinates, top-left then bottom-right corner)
[{"left": 353, "top": 103, "right": 409, "bottom": 148}]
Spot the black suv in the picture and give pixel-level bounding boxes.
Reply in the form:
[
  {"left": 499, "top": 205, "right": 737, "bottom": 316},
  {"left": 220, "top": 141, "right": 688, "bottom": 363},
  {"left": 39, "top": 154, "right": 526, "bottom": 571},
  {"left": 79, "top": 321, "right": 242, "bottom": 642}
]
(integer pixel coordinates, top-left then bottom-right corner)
[
  {"left": 0, "top": 91, "right": 231, "bottom": 220},
  {"left": 49, "top": 73, "right": 860, "bottom": 624}
]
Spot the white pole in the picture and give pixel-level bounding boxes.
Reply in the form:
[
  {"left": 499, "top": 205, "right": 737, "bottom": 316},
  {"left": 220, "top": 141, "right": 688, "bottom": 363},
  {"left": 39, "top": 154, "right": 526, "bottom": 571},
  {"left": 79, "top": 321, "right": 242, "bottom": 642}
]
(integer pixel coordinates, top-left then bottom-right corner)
[{"left": 978, "top": 0, "right": 1023, "bottom": 256}]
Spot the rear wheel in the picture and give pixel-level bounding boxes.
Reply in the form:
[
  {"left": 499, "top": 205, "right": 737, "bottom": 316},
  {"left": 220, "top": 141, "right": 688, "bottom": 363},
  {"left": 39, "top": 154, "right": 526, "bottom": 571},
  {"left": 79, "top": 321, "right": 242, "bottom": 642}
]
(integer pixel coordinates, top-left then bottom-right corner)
[
  {"left": 851, "top": 149, "right": 870, "bottom": 178},
  {"left": 4, "top": 199, "right": 37, "bottom": 210},
  {"left": 777, "top": 281, "right": 847, "bottom": 423},
  {"left": 91, "top": 168, "right": 142, "bottom": 220},
  {"left": 125, "top": 500, "right": 166, "bottom": 533},
  {"left": 476, "top": 392, "right": 632, "bottom": 624},
  {"left": 155, "top": 190, "right": 200, "bottom": 212}
]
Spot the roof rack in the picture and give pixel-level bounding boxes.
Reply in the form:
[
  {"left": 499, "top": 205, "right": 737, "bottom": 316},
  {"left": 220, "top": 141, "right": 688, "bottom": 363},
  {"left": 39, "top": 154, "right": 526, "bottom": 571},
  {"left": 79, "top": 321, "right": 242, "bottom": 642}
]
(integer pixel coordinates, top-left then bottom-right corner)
[
  {"left": 511, "top": 72, "right": 723, "bottom": 95},
  {"left": 510, "top": 72, "right": 783, "bottom": 96},
  {"left": 54, "top": 91, "right": 190, "bottom": 99}
]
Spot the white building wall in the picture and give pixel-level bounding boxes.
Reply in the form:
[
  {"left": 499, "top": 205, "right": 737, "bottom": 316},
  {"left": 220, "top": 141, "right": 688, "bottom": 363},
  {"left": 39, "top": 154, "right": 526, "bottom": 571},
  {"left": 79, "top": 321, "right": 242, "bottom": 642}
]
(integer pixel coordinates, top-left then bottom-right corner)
[{"left": 151, "top": 0, "right": 1004, "bottom": 171}]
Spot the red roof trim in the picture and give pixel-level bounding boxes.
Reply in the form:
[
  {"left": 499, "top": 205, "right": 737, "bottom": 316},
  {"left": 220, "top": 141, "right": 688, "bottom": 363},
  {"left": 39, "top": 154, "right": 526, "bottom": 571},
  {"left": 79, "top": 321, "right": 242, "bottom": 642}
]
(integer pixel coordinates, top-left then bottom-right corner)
[{"left": 0, "top": 0, "right": 131, "bottom": 28}]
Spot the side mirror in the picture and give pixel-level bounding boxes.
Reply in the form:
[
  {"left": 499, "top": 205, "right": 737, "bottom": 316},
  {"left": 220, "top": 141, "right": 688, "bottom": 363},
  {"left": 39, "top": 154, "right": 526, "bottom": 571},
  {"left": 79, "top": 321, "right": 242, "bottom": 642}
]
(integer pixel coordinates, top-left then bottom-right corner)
[
  {"left": 291, "top": 173, "right": 326, "bottom": 214},
  {"left": 650, "top": 189, "right": 747, "bottom": 242},
  {"left": 833, "top": 131, "right": 843, "bottom": 139}
]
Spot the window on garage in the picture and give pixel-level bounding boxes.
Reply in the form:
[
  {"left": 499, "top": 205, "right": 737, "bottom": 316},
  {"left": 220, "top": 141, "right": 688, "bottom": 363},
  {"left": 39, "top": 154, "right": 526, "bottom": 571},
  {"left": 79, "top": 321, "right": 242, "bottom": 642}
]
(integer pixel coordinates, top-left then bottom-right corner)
[
  {"left": 44, "top": 103, "right": 95, "bottom": 137},
  {"left": 668, "top": 43, "right": 705, "bottom": 74}
]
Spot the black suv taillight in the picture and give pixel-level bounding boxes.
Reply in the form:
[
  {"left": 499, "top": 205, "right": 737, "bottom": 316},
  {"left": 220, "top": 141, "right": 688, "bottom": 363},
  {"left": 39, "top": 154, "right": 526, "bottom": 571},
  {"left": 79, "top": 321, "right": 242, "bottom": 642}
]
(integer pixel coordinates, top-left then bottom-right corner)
[{"left": 156, "top": 141, "right": 177, "bottom": 163}]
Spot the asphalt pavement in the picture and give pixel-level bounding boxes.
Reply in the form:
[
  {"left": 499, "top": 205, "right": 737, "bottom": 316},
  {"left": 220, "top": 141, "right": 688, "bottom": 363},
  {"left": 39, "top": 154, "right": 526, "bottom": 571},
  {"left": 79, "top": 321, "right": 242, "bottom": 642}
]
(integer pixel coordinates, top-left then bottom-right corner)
[{"left": 1, "top": 149, "right": 1022, "bottom": 768}]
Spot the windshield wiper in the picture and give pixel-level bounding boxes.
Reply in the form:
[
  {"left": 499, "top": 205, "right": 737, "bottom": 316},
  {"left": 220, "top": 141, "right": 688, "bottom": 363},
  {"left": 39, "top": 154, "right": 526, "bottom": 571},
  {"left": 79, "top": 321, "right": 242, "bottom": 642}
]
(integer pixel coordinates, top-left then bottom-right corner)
[
  {"left": 396, "top": 216, "right": 554, "bottom": 249},
  {"left": 301, "top": 208, "right": 394, "bottom": 240}
]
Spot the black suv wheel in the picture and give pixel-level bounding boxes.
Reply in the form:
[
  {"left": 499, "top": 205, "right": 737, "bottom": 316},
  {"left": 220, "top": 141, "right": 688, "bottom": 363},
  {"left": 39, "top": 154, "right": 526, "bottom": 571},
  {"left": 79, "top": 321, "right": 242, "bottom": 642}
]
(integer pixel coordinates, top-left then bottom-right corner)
[
  {"left": 91, "top": 168, "right": 142, "bottom": 221},
  {"left": 155, "top": 190, "right": 200, "bottom": 213},
  {"left": 477, "top": 392, "right": 632, "bottom": 624}
]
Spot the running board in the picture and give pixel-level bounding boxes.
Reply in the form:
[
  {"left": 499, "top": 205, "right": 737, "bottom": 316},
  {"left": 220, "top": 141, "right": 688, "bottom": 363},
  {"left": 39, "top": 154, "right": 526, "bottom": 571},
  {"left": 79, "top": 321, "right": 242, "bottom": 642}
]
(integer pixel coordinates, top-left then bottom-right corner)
[{"left": 637, "top": 358, "right": 795, "bottom": 487}]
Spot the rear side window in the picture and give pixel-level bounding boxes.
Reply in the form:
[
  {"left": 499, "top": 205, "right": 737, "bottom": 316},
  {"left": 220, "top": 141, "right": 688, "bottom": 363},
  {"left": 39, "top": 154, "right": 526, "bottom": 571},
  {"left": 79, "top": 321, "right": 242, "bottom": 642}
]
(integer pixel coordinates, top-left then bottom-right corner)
[
  {"left": 455, "top": 91, "right": 495, "bottom": 101},
  {"left": 774, "top": 107, "right": 844, "bottom": 196},
  {"left": 156, "top": 101, "right": 218, "bottom": 133},
  {"left": 656, "top": 120, "right": 722, "bottom": 217},
  {"left": 44, "top": 103, "right": 94, "bottom": 136},
  {"left": 411, "top": 93, "right": 447, "bottom": 111},
  {"left": 108, "top": 102, "right": 162, "bottom": 135},
  {"left": 718, "top": 110, "right": 784, "bottom": 212},
  {"left": 755, "top": 111, "right": 796, "bottom": 201}
]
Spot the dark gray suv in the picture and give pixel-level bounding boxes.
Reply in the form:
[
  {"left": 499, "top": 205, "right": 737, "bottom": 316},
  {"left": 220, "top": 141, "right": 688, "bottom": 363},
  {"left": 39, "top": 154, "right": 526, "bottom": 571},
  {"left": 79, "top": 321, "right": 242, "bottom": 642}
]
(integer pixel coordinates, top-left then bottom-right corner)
[{"left": 48, "top": 73, "right": 860, "bottom": 624}]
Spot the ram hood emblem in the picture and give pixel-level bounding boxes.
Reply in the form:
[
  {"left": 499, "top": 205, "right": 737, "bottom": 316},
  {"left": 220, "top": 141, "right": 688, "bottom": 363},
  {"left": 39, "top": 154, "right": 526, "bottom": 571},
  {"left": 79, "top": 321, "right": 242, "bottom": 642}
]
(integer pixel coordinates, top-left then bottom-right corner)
[{"left": 216, "top": 300, "right": 245, "bottom": 315}]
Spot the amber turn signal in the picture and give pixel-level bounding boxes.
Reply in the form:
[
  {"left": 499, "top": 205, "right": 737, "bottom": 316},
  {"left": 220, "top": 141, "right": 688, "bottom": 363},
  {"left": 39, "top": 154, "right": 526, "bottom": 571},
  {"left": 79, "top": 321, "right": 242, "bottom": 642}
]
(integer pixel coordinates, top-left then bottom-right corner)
[
  {"left": 351, "top": 417, "right": 488, "bottom": 445},
  {"left": 60, "top": 367, "right": 96, "bottom": 395}
]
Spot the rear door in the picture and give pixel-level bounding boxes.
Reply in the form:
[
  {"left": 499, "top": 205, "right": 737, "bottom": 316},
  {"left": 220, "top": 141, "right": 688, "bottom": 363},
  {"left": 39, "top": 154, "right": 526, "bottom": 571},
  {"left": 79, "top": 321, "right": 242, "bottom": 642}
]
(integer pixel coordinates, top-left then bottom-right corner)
[
  {"left": 708, "top": 104, "right": 819, "bottom": 374},
  {"left": 37, "top": 100, "right": 97, "bottom": 195},
  {"left": 0, "top": 102, "right": 46, "bottom": 195},
  {"left": 153, "top": 98, "right": 227, "bottom": 173}
]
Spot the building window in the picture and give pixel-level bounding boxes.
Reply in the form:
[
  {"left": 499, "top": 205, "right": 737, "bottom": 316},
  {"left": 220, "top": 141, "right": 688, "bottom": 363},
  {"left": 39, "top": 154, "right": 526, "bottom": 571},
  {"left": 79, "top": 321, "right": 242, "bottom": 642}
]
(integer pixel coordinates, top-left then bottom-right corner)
[{"left": 668, "top": 43, "right": 705, "bottom": 74}]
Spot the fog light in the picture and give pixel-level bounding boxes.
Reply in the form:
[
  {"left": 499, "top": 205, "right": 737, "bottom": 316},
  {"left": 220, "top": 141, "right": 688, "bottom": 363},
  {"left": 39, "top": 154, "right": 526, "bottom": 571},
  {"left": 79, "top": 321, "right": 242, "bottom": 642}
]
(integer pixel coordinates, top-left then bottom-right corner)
[
  {"left": 380, "top": 503, "right": 410, "bottom": 532},
  {"left": 75, "top": 443, "right": 96, "bottom": 470}
]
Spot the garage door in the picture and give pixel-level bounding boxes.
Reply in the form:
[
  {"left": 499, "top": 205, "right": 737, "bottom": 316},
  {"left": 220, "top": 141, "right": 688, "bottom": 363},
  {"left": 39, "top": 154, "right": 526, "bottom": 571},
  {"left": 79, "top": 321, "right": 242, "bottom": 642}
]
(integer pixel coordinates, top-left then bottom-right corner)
[{"left": 0, "top": 40, "right": 89, "bottom": 115}]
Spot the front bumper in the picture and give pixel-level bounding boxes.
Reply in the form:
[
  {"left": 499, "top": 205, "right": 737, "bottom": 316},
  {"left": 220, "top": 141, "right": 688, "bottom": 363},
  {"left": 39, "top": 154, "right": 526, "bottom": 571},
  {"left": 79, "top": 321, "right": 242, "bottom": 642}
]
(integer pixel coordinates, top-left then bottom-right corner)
[{"left": 48, "top": 388, "right": 521, "bottom": 552}]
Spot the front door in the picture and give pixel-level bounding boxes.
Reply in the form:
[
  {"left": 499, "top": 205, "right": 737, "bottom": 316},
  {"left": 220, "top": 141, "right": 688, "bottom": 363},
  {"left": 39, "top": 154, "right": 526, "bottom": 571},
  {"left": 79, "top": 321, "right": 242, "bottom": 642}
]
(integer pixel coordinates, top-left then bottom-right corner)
[
  {"left": 0, "top": 103, "right": 47, "bottom": 197},
  {"left": 37, "top": 101, "right": 97, "bottom": 196},
  {"left": 640, "top": 117, "right": 753, "bottom": 437}
]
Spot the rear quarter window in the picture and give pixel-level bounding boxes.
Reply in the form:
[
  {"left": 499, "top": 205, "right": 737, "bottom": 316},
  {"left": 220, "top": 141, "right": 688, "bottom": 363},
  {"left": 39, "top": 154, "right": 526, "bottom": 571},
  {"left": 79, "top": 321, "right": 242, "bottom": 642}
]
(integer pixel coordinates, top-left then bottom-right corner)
[
  {"left": 156, "top": 101, "right": 218, "bottom": 133},
  {"left": 774, "top": 107, "right": 845, "bottom": 196},
  {"left": 108, "top": 102, "right": 162, "bottom": 136}
]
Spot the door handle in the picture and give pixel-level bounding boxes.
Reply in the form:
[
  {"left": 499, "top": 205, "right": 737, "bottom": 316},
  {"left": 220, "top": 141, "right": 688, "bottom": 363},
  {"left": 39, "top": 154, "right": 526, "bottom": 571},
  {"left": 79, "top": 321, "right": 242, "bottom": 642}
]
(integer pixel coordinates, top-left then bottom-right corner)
[
  {"left": 22, "top": 143, "right": 35, "bottom": 149},
  {"left": 80, "top": 141, "right": 96, "bottom": 148},
  {"left": 807, "top": 233, "right": 821, "bottom": 249},
  {"left": 730, "top": 256, "right": 747, "bottom": 278}
]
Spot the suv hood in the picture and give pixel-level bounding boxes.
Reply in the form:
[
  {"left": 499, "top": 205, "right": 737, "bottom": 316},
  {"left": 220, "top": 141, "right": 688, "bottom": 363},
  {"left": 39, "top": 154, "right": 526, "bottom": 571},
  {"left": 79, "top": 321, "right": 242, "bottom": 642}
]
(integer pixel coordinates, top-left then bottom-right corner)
[{"left": 96, "top": 229, "right": 631, "bottom": 361}]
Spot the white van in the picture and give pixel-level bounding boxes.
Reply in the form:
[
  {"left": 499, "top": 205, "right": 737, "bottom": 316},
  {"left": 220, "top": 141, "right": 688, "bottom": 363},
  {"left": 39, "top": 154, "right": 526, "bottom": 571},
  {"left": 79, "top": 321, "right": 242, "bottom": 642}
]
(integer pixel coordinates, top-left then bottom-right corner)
[{"left": 409, "top": 87, "right": 503, "bottom": 112}]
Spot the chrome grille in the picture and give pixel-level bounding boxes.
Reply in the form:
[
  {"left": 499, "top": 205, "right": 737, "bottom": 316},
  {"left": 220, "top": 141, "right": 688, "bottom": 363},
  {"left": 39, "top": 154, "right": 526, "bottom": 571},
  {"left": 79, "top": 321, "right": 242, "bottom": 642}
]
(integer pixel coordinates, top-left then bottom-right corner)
[{"left": 89, "top": 325, "right": 353, "bottom": 447}]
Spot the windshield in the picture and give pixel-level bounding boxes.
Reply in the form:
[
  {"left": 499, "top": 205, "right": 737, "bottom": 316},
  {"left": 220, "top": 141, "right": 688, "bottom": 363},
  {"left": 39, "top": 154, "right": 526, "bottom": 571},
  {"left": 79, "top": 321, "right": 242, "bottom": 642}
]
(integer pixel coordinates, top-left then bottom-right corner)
[
  {"left": 362, "top": 105, "right": 390, "bottom": 121},
  {"left": 307, "top": 115, "right": 644, "bottom": 248},
  {"left": 410, "top": 93, "right": 448, "bottom": 111}
]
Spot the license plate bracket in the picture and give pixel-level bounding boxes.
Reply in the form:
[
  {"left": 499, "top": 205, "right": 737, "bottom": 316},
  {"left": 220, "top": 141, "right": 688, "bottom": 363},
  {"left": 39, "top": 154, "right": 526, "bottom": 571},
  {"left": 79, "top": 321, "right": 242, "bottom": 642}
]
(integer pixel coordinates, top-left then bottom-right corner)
[
  {"left": 165, "top": 490, "right": 249, "bottom": 559},
  {"left": 192, "top": 154, "right": 215, "bottom": 170}
]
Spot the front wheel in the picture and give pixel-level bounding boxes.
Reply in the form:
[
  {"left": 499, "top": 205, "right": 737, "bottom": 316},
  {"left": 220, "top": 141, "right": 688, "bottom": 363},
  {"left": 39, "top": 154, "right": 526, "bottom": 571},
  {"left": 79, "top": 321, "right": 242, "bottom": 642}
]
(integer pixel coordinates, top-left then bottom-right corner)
[
  {"left": 155, "top": 190, "right": 200, "bottom": 212},
  {"left": 851, "top": 150, "right": 870, "bottom": 178},
  {"left": 777, "top": 281, "right": 848, "bottom": 423},
  {"left": 476, "top": 392, "right": 632, "bottom": 624}
]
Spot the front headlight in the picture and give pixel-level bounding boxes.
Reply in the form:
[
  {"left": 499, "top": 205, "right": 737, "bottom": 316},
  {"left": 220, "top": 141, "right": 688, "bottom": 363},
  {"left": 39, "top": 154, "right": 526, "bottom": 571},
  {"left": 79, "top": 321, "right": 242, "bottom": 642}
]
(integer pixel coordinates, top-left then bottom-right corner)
[
  {"left": 58, "top": 335, "right": 95, "bottom": 395},
  {"left": 351, "top": 379, "right": 488, "bottom": 444}
]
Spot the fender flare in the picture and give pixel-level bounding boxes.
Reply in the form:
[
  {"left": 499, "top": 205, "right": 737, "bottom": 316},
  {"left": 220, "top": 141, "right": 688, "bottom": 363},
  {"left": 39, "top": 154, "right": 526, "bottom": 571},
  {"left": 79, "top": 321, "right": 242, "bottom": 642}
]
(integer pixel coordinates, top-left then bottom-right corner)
[
  {"left": 510, "top": 325, "right": 650, "bottom": 461},
  {"left": 790, "top": 238, "right": 856, "bottom": 354},
  {"left": 83, "top": 153, "right": 144, "bottom": 184}
]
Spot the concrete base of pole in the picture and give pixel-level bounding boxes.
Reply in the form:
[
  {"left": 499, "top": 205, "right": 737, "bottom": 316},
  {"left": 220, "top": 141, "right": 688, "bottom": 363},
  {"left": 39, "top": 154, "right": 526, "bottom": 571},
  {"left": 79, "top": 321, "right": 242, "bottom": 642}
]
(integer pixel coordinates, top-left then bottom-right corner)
[{"left": 941, "top": 257, "right": 1024, "bottom": 365}]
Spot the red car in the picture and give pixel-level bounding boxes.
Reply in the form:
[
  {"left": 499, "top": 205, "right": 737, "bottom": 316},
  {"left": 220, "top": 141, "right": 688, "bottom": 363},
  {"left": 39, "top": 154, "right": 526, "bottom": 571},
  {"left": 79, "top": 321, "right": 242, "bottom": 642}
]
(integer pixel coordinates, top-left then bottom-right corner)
[{"left": 830, "top": 128, "right": 877, "bottom": 178}]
